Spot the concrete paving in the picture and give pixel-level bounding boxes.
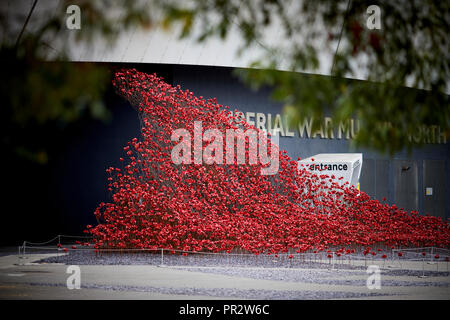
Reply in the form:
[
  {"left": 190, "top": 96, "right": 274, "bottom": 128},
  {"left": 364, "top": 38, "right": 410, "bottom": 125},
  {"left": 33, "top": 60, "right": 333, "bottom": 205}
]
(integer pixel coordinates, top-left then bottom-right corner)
[{"left": 0, "top": 253, "right": 448, "bottom": 299}]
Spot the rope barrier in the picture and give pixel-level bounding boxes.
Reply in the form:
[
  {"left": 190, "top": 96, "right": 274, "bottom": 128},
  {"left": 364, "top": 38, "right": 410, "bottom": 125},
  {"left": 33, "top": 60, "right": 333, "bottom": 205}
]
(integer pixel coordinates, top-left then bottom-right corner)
[
  {"left": 57, "top": 235, "right": 93, "bottom": 239},
  {"left": 23, "top": 235, "right": 60, "bottom": 246},
  {"left": 23, "top": 235, "right": 93, "bottom": 247}
]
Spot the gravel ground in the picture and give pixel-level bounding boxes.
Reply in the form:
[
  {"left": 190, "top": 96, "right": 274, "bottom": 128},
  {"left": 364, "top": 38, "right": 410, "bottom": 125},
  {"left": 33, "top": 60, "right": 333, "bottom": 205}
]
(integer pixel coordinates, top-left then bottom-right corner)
[
  {"left": 38, "top": 250, "right": 366, "bottom": 270},
  {"left": 173, "top": 266, "right": 450, "bottom": 287},
  {"left": 22, "top": 281, "right": 392, "bottom": 300}
]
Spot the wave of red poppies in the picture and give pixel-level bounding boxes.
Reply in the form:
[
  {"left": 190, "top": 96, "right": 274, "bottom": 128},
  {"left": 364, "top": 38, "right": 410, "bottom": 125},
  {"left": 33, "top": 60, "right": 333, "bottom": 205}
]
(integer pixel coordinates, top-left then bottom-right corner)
[{"left": 87, "top": 69, "right": 450, "bottom": 254}]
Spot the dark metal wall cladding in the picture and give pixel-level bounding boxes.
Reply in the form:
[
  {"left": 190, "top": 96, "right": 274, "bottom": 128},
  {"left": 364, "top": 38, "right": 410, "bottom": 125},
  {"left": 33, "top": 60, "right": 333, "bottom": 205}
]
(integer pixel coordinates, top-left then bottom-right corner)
[
  {"left": 360, "top": 159, "right": 390, "bottom": 202},
  {"left": 375, "top": 160, "right": 389, "bottom": 202},
  {"left": 423, "top": 160, "right": 446, "bottom": 218},
  {"left": 367, "top": 159, "right": 445, "bottom": 218},
  {"left": 360, "top": 159, "right": 375, "bottom": 197},
  {"left": 394, "top": 160, "right": 419, "bottom": 213}
]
